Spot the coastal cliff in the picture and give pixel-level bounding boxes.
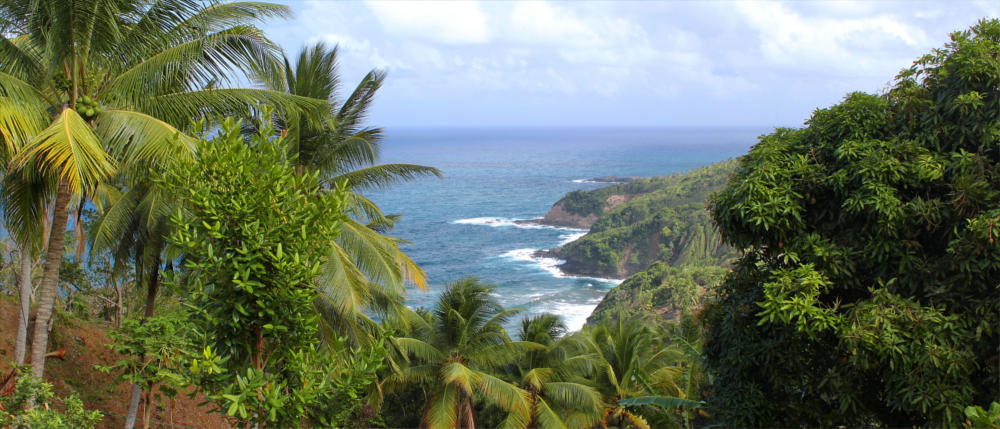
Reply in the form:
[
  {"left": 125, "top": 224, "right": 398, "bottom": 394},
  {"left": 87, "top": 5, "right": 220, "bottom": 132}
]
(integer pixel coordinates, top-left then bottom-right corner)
[
  {"left": 545, "top": 160, "right": 739, "bottom": 279},
  {"left": 531, "top": 177, "right": 641, "bottom": 229},
  {"left": 537, "top": 160, "right": 741, "bottom": 325}
]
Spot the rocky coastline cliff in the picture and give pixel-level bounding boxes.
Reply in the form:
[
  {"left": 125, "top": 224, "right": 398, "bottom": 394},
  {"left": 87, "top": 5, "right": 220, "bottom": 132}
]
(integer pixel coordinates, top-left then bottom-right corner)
[{"left": 534, "top": 160, "right": 741, "bottom": 324}]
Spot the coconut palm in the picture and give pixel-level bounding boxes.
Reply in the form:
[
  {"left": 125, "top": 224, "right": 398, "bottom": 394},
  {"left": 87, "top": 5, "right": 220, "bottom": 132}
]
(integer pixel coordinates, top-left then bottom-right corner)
[
  {"left": 249, "top": 42, "right": 441, "bottom": 343},
  {"left": 567, "top": 318, "right": 687, "bottom": 429},
  {"left": 387, "top": 278, "right": 537, "bottom": 429},
  {"left": 514, "top": 314, "right": 604, "bottom": 429},
  {"left": 0, "top": 96, "right": 48, "bottom": 366},
  {"left": 0, "top": 0, "right": 319, "bottom": 381},
  {"left": 616, "top": 317, "right": 708, "bottom": 429}
]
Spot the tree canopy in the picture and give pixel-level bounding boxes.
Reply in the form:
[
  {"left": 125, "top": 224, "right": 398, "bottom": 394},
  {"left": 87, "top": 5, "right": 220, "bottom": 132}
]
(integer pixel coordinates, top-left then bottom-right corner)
[{"left": 705, "top": 18, "right": 1000, "bottom": 427}]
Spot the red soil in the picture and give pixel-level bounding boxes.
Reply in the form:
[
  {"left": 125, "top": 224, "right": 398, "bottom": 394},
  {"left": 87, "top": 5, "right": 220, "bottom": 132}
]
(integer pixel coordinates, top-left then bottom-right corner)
[{"left": 0, "top": 297, "right": 232, "bottom": 429}]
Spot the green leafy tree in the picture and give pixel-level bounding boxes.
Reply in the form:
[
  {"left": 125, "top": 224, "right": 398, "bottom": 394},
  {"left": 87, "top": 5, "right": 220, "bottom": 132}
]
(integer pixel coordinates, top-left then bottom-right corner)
[
  {"left": 386, "top": 278, "right": 536, "bottom": 429},
  {"left": 0, "top": 0, "right": 315, "bottom": 381},
  {"left": 159, "top": 118, "right": 381, "bottom": 427},
  {"left": 705, "top": 19, "right": 1000, "bottom": 427},
  {"left": 250, "top": 42, "right": 441, "bottom": 343}
]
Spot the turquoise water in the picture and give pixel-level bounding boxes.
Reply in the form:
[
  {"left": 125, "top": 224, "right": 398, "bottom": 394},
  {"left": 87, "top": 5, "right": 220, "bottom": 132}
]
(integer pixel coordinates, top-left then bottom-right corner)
[{"left": 366, "top": 127, "right": 763, "bottom": 331}]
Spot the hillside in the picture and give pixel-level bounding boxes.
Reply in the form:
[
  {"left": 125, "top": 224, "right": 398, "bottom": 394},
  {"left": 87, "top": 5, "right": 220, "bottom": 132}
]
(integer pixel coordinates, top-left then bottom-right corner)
[
  {"left": 586, "top": 262, "right": 728, "bottom": 325},
  {"left": 545, "top": 160, "right": 739, "bottom": 279},
  {"left": 0, "top": 297, "right": 230, "bottom": 429}
]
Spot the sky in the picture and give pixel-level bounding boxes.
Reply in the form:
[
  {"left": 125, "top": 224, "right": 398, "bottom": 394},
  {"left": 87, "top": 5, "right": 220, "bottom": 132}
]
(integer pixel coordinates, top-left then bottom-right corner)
[{"left": 263, "top": 1, "right": 999, "bottom": 128}]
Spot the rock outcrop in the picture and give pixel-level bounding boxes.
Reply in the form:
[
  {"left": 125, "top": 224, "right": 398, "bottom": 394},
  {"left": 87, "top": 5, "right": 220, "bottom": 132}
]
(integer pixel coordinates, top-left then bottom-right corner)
[{"left": 534, "top": 193, "right": 630, "bottom": 229}]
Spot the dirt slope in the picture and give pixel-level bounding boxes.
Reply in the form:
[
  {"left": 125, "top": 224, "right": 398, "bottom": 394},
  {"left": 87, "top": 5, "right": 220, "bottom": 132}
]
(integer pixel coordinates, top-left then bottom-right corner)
[{"left": 0, "top": 296, "right": 231, "bottom": 429}]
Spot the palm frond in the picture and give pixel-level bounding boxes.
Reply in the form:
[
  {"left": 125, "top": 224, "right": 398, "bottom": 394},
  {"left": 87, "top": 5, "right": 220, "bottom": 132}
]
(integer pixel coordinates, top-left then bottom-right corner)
[
  {"left": 541, "top": 382, "right": 602, "bottom": 415},
  {"left": 12, "top": 107, "right": 115, "bottom": 195},
  {"left": 334, "top": 163, "right": 442, "bottom": 192},
  {"left": 0, "top": 96, "right": 47, "bottom": 159},
  {"left": 475, "top": 371, "right": 531, "bottom": 429},
  {"left": 0, "top": 34, "right": 42, "bottom": 82},
  {"left": 533, "top": 399, "right": 568, "bottom": 429},
  {"left": 422, "top": 385, "right": 460, "bottom": 429},
  {"left": 102, "top": 25, "right": 282, "bottom": 101},
  {"left": 138, "top": 87, "right": 324, "bottom": 129},
  {"left": 441, "top": 361, "right": 475, "bottom": 396},
  {"left": 392, "top": 337, "right": 444, "bottom": 362},
  {"left": 0, "top": 71, "right": 52, "bottom": 108},
  {"left": 93, "top": 109, "right": 196, "bottom": 168},
  {"left": 619, "top": 395, "right": 702, "bottom": 410}
]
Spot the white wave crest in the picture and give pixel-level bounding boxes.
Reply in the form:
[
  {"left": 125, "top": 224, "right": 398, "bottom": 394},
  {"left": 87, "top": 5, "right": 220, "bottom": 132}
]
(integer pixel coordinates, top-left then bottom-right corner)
[
  {"left": 500, "top": 248, "right": 622, "bottom": 284},
  {"left": 544, "top": 299, "right": 604, "bottom": 332},
  {"left": 452, "top": 217, "right": 586, "bottom": 232},
  {"left": 559, "top": 231, "right": 587, "bottom": 245}
]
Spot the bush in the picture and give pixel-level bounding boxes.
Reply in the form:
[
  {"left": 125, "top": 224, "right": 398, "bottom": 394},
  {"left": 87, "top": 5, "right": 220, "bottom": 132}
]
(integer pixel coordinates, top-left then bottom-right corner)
[{"left": 0, "top": 368, "right": 103, "bottom": 429}]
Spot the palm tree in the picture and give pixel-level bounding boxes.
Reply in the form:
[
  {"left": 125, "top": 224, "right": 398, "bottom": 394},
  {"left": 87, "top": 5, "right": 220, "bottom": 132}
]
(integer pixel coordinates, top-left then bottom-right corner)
[
  {"left": 0, "top": 0, "right": 317, "bottom": 381},
  {"left": 616, "top": 315, "right": 708, "bottom": 429},
  {"left": 567, "top": 318, "right": 686, "bottom": 429},
  {"left": 387, "top": 278, "right": 536, "bottom": 429},
  {"left": 0, "top": 91, "right": 48, "bottom": 366},
  {"left": 514, "top": 314, "right": 604, "bottom": 429},
  {"left": 250, "top": 42, "right": 441, "bottom": 343}
]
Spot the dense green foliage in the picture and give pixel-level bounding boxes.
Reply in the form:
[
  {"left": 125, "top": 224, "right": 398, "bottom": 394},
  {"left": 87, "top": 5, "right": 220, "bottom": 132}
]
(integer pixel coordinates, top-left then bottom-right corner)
[
  {"left": 0, "top": 369, "right": 102, "bottom": 429},
  {"left": 250, "top": 42, "right": 440, "bottom": 345},
  {"left": 588, "top": 262, "right": 727, "bottom": 325},
  {"left": 555, "top": 160, "right": 738, "bottom": 278},
  {"left": 705, "top": 19, "right": 1000, "bottom": 427},
  {"left": 0, "top": 0, "right": 317, "bottom": 390},
  {"left": 379, "top": 278, "right": 706, "bottom": 429},
  {"left": 156, "top": 119, "right": 382, "bottom": 427},
  {"left": 96, "top": 314, "right": 189, "bottom": 425},
  {"left": 559, "top": 190, "right": 607, "bottom": 217}
]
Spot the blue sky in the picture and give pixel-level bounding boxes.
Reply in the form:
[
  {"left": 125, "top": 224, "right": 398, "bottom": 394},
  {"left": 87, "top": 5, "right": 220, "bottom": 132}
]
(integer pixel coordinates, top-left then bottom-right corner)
[{"left": 263, "top": 1, "right": 999, "bottom": 128}]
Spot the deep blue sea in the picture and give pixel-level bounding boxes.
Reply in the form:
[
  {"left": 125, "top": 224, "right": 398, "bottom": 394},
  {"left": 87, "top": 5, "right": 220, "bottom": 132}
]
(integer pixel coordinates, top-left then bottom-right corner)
[{"left": 366, "top": 127, "right": 765, "bottom": 331}]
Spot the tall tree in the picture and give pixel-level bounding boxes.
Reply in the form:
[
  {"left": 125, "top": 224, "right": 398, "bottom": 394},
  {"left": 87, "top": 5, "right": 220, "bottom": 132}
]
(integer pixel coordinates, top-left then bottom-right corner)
[
  {"left": 250, "top": 42, "right": 441, "bottom": 342},
  {"left": 161, "top": 117, "right": 382, "bottom": 428},
  {"left": 387, "top": 278, "right": 536, "bottom": 429},
  {"left": 0, "top": 0, "right": 318, "bottom": 380},
  {"left": 705, "top": 19, "right": 1000, "bottom": 427},
  {"left": 0, "top": 89, "right": 47, "bottom": 366}
]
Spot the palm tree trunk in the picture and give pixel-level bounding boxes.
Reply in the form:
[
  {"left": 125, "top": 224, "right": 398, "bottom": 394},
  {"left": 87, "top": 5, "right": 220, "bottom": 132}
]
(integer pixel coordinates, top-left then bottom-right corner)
[
  {"left": 125, "top": 258, "right": 161, "bottom": 429},
  {"left": 462, "top": 395, "right": 475, "bottom": 429},
  {"left": 14, "top": 245, "right": 32, "bottom": 364},
  {"left": 29, "top": 183, "right": 71, "bottom": 378}
]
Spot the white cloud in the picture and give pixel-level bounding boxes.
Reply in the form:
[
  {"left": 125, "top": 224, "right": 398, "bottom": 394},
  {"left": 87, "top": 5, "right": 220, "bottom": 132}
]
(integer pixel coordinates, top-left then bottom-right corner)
[
  {"left": 736, "top": 2, "right": 929, "bottom": 76},
  {"left": 364, "top": 0, "right": 491, "bottom": 45},
  {"left": 509, "top": 1, "right": 603, "bottom": 47}
]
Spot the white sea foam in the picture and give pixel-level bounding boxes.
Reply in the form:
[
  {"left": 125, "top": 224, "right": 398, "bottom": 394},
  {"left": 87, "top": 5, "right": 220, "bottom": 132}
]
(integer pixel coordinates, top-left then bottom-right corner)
[
  {"left": 571, "top": 178, "right": 626, "bottom": 184},
  {"left": 452, "top": 217, "right": 586, "bottom": 232},
  {"left": 559, "top": 231, "right": 587, "bottom": 245},
  {"left": 539, "top": 298, "right": 606, "bottom": 332},
  {"left": 500, "top": 248, "right": 623, "bottom": 284}
]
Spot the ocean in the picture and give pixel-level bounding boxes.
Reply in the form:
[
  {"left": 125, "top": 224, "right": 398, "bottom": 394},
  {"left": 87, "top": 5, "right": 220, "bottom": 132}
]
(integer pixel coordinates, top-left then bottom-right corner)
[{"left": 365, "top": 127, "right": 764, "bottom": 331}]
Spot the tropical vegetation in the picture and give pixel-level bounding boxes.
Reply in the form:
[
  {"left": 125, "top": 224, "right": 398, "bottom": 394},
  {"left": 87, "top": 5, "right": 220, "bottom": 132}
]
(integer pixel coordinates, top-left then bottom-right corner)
[
  {"left": 0, "top": 1, "right": 996, "bottom": 428},
  {"left": 551, "top": 160, "right": 739, "bottom": 278},
  {"left": 705, "top": 18, "right": 1000, "bottom": 427}
]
